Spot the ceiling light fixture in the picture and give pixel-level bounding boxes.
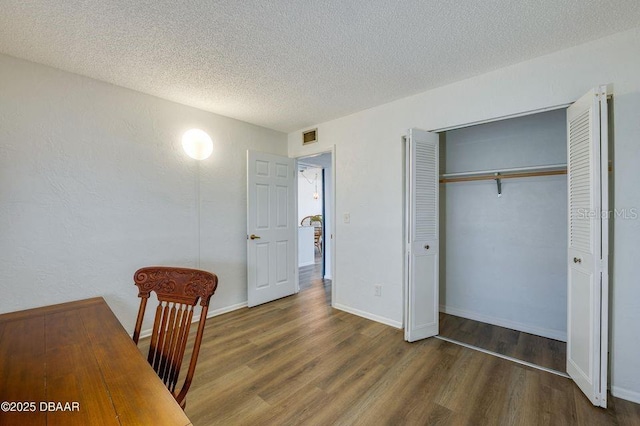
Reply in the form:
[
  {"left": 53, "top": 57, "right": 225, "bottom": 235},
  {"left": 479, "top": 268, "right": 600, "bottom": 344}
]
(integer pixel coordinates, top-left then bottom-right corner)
[
  {"left": 182, "top": 129, "right": 213, "bottom": 160},
  {"left": 301, "top": 170, "right": 320, "bottom": 200}
]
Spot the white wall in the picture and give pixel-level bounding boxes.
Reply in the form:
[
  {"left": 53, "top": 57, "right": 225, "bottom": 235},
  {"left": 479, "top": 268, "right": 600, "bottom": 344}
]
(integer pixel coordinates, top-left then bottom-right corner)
[
  {"left": 297, "top": 167, "right": 323, "bottom": 223},
  {"left": 441, "top": 110, "right": 567, "bottom": 341},
  {"left": 288, "top": 27, "right": 640, "bottom": 402},
  {"left": 0, "top": 54, "right": 287, "bottom": 332}
]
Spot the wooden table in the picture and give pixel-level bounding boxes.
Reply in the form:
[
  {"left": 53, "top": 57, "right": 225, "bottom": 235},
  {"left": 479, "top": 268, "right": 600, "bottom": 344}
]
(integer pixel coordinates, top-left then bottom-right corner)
[{"left": 0, "top": 297, "right": 192, "bottom": 425}]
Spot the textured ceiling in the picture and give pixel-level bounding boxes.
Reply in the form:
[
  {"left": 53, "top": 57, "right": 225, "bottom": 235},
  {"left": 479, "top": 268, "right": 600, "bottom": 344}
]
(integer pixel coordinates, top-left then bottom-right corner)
[{"left": 1, "top": 1, "right": 639, "bottom": 132}]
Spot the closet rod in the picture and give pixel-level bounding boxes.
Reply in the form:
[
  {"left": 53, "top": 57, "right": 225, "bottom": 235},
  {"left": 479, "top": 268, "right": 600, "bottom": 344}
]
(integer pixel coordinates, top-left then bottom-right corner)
[
  {"left": 440, "top": 169, "right": 566, "bottom": 184},
  {"left": 441, "top": 163, "right": 567, "bottom": 179}
]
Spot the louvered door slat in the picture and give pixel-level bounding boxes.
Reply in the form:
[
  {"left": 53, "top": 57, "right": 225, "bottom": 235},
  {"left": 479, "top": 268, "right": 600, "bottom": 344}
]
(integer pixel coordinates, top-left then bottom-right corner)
[
  {"left": 569, "top": 108, "right": 593, "bottom": 253},
  {"left": 413, "top": 143, "right": 437, "bottom": 240}
]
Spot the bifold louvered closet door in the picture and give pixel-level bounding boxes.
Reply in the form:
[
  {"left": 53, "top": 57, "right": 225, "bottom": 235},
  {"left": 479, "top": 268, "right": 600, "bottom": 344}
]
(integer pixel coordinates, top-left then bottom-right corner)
[
  {"left": 403, "top": 88, "right": 609, "bottom": 408},
  {"left": 566, "top": 86, "right": 609, "bottom": 408},
  {"left": 404, "top": 128, "right": 440, "bottom": 342}
]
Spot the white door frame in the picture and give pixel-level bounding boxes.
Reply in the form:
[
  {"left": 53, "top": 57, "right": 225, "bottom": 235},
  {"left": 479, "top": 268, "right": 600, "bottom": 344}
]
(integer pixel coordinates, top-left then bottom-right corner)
[{"left": 294, "top": 145, "right": 336, "bottom": 307}]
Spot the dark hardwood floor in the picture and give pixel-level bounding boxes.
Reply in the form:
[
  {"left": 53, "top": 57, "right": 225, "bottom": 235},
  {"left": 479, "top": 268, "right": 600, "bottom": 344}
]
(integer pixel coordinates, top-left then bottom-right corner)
[
  {"left": 439, "top": 312, "right": 567, "bottom": 373},
  {"left": 137, "top": 262, "right": 640, "bottom": 425}
]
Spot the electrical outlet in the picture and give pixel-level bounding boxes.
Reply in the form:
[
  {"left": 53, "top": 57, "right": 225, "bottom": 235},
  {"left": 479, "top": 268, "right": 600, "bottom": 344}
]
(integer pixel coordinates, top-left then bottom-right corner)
[
  {"left": 374, "top": 284, "right": 382, "bottom": 297},
  {"left": 343, "top": 213, "right": 350, "bottom": 224}
]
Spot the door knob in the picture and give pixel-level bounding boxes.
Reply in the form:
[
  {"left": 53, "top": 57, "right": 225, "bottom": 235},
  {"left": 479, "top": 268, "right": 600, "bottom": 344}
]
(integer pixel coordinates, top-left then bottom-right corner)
[
  {"left": 250, "top": 234, "right": 261, "bottom": 240},
  {"left": 573, "top": 257, "right": 582, "bottom": 264}
]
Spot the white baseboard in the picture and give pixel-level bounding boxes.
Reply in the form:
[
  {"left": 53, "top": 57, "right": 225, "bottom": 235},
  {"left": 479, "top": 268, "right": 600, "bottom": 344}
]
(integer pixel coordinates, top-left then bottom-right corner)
[
  {"left": 323, "top": 274, "right": 332, "bottom": 280},
  {"left": 298, "top": 261, "right": 315, "bottom": 267},
  {"left": 207, "top": 301, "right": 248, "bottom": 318},
  {"left": 440, "top": 304, "right": 567, "bottom": 342},
  {"left": 137, "top": 301, "right": 247, "bottom": 339},
  {"left": 333, "top": 303, "right": 402, "bottom": 329},
  {"left": 611, "top": 386, "right": 640, "bottom": 404}
]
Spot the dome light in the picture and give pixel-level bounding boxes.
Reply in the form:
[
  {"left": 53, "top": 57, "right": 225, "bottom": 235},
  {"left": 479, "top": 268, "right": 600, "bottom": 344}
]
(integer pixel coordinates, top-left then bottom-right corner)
[{"left": 182, "top": 129, "right": 213, "bottom": 160}]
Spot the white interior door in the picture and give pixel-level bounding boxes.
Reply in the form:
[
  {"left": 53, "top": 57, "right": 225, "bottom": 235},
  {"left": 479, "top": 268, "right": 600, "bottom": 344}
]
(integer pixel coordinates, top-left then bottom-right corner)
[
  {"left": 404, "top": 128, "right": 440, "bottom": 342},
  {"left": 247, "top": 151, "right": 297, "bottom": 307},
  {"left": 566, "top": 86, "right": 609, "bottom": 407}
]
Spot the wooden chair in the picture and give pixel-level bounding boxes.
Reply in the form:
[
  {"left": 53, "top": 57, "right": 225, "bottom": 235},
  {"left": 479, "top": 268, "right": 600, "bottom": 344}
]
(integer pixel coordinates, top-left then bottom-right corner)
[{"left": 132, "top": 266, "right": 218, "bottom": 409}]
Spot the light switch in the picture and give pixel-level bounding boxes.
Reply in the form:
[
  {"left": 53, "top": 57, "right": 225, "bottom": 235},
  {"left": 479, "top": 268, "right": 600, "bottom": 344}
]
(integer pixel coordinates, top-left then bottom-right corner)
[{"left": 343, "top": 213, "right": 350, "bottom": 224}]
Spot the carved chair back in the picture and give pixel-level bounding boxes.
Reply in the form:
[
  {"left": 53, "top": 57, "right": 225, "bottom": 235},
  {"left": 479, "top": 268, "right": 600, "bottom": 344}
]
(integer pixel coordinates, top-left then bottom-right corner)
[{"left": 132, "top": 266, "right": 218, "bottom": 408}]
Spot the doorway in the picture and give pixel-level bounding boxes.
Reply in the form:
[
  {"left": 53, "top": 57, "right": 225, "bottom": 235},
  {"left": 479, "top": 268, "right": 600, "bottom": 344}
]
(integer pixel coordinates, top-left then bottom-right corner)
[{"left": 297, "top": 152, "right": 333, "bottom": 304}]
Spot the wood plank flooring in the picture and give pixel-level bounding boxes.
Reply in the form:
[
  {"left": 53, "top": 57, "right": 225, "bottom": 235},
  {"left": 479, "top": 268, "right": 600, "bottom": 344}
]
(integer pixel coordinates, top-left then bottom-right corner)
[
  {"left": 137, "top": 270, "right": 640, "bottom": 425},
  {"left": 439, "top": 312, "right": 567, "bottom": 373},
  {"left": 298, "top": 253, "right": 330, "bottom": 295}
]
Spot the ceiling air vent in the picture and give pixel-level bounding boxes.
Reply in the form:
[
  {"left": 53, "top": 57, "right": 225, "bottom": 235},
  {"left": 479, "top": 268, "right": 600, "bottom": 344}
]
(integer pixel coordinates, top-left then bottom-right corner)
[{"left": 302, "top": 128, "right": 318, "bottom": 145}]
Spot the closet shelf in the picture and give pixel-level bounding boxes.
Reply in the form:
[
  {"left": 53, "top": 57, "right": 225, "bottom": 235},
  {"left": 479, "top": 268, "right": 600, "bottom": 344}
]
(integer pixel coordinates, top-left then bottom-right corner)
[{"left": 440, "top": 164, "right": 567, "bottom": 197}]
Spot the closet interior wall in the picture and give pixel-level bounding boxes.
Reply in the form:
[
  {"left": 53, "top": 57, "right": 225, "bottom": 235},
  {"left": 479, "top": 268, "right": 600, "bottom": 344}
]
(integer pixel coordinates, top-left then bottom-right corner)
[{"left": 439, "top": 109, "right": 568, "bottom": 341}]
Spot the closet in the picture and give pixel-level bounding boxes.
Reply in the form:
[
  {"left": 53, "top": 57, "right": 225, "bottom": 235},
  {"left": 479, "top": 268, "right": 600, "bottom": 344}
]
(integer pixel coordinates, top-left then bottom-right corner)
[
  {"left": 404, "top": 86, "right": 610, "bottom": 408},
  {"left": 439, "top": 109, "right": 568, "bottom": 351}
]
